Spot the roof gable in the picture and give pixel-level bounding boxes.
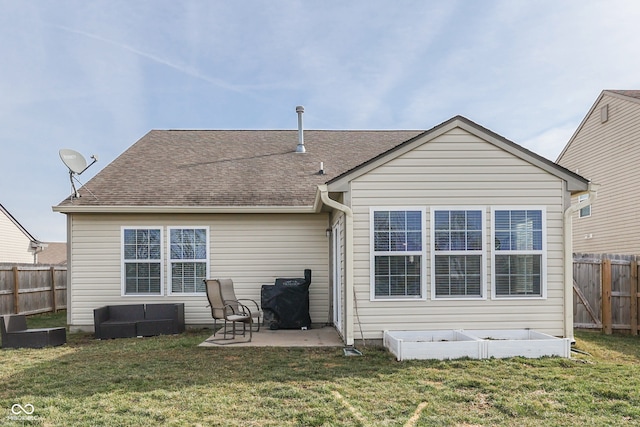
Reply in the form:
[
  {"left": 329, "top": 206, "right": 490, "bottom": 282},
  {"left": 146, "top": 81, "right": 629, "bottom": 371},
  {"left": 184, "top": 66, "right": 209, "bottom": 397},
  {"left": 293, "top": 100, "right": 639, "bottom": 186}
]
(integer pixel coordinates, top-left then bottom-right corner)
[
  {"left": 328, "top": 116, "right": 588, "bottom": 192},
  {"left": 557, "top": 90, "right": 640, "bottom": 162},
  {"left": 0, "top": 203, "right": 38, "bottom": 242}
]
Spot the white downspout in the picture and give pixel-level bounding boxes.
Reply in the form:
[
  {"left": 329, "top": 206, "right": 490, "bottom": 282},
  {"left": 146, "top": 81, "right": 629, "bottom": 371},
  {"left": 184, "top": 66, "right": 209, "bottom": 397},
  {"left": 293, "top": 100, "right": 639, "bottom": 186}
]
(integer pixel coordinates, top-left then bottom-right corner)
[
  {"left": 563, "top": 182, "right": 599, "bottom": 341},
  {"left": 66, "top": 214, "right": 73, "bottom": 330},
  {"left": 318, "top": 184, "right": 355, "bottom": 346}
]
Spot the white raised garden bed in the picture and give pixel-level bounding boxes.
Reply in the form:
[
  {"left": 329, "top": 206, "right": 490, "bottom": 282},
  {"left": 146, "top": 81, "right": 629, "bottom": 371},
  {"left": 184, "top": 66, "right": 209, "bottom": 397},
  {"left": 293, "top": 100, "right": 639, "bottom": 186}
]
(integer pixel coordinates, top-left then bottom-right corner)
[
  {"left": 383, "top": 330, "right": 483, "bottom": 361},
  {"left": 384, "top": 329, "right": 571, "bottom": 361},
  {"left": 465, "top": 329, "right": 572, "bottom": 359}
]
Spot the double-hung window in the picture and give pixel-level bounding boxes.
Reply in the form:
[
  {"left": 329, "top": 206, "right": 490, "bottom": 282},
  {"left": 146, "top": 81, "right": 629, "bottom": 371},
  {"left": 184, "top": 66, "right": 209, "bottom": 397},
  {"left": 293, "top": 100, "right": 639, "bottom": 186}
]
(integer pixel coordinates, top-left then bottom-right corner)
[
  {"left": 432, "top": 209, "right": 485, "bottom": 299},
  {"left": 492, "top": 208, "right": 546, "bottom": 298},
  {"left": 371, "top": 208, "right": 425, "bottom": 299},
  {"left": 578, "top": 194, "right": 591, "bottom": 218},
  {"left": 122, "top": 228, "right": 163, "bottom": 295},
  {"left": 168, "top": 227, "right": 209, "bottom": 294}
]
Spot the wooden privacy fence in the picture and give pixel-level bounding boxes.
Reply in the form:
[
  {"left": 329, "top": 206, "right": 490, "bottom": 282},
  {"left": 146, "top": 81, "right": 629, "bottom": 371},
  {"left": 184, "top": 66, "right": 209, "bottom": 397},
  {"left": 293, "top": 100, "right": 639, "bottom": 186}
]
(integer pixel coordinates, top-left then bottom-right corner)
[
  {"left": 573, "top": 254, "right": 639, "bottom": 335},
  {"left": 0, "top": 264, "right": 67, "bottom": 316}
]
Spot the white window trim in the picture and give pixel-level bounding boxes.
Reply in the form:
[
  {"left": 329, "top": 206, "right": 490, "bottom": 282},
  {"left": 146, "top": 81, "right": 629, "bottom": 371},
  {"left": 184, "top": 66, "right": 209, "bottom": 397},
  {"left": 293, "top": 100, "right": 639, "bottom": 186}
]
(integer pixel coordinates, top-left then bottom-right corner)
[
  {"left": 491, "top": 207, "right": 547, "bottom": 300},
  {"left": 167, "top": 226, "right": 210, "bottom": 296},
  {"left": 121, "top": 226, "right": 165, "bottom": 297},
  {"left": 430, "top": 207, "right": 487, "bottom": 301},
  {"left": 578, "top": 194, "right": 591, "bottom": 218},
  {"left": 369, "top": 207, "right": 427, "bottom": 301}
]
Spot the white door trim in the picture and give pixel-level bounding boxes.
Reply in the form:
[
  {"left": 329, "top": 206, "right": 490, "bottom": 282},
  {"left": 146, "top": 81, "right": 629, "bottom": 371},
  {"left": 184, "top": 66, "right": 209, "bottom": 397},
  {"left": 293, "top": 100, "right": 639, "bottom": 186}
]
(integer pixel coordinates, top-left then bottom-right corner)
[{"left": 332, "top": 221, "right": 343, "bottom": 334}]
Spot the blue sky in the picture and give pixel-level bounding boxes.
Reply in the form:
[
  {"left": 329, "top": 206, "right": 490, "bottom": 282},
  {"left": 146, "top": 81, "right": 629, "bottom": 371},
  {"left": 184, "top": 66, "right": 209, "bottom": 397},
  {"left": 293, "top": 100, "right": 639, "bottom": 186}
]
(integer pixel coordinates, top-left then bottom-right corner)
[{"left": 1, "top": 0, "right": 639, "bottom": 242}]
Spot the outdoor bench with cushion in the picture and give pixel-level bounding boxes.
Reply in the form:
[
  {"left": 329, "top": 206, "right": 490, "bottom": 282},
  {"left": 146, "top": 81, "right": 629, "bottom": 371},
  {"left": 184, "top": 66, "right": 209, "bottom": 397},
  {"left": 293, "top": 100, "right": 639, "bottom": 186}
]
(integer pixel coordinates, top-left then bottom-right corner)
[
  {"left": 1, "top": 314, "right": 67, "bottom": 349},
  {"left": 93, "top": 303, "right": 185, "bottom": 339}
]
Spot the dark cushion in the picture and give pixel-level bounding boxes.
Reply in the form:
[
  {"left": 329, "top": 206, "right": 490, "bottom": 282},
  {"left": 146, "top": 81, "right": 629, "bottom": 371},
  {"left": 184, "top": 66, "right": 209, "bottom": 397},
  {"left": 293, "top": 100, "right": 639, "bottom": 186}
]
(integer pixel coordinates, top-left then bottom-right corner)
[
  {"left": 46, "top": 328, "right": 67, "bottom": 347},
  {"left": 145, "top": 303, "right": 185, "bottom": 333},
  {"left": 145, "top": 304, "right": 176, "bottom": 320},
  {"left": 4, "top": 330, "right": 49, "bottom": 349},
  {"left": 99, "top": 321, "right": 137, "bottom": 339},
  {"left": 94, "top": 305, "right": 144, "bottom": 339},
  {"left": 109, "top": 305, "right": 145, "bottom": 321},
  {"left": 3, "top": 314, "right": 28, "bottom": 333},
  {"left": 137, "top": 319, "right": 175, "bottom": 337}
]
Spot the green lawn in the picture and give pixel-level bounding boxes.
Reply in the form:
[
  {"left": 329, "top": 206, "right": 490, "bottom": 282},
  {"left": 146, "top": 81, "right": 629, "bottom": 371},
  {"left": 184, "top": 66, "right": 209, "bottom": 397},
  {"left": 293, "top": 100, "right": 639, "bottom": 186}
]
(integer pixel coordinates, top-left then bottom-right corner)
[{"left": 1, "top": 311, "right": 639, "bottom": 426}]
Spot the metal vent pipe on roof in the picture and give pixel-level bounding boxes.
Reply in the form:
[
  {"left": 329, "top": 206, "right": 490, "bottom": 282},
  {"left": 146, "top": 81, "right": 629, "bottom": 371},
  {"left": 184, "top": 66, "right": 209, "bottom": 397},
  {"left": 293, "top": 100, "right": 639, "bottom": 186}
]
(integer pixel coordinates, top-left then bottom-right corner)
[{"left": 296, "top": 105, "right": 305, "bottom": 153}]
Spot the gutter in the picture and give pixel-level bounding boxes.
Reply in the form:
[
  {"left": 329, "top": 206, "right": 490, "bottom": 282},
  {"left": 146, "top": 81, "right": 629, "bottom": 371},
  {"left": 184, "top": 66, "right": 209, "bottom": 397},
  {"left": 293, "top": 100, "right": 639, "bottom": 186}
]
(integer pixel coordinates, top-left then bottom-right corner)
[
  {"left": 52, "top": 205, "right": 318, "bottom": 214},
  {"left": 317, "top": 184, "right": 355, "bottom": 346},
  {"left": 563, "top": 182, "right": 599, "bottom": 341}
]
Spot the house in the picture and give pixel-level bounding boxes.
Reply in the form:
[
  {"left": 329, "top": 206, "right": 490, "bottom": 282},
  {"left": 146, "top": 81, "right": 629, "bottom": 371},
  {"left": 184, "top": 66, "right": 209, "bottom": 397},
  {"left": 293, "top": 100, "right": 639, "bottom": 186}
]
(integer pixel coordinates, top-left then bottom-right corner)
[
  {"left": 0, "top": 203, "right": 47, "bottom": 264},
  {"left": 557, "top": 90, "right": 640, "bottom": 254},
  {"left": 53, "top": 114, "right": 590, "bottom": 344}
]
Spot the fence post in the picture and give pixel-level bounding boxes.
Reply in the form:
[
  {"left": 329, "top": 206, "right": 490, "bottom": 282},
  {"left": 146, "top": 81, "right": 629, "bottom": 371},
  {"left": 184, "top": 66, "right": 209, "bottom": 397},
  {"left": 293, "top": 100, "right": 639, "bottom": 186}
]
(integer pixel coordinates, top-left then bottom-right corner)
[
  {"left": 12, "top": 266, "right": 19, "bottom": 314},
  {"left": 631, "top": 260, "right": 638, "bottom": 336},
  {"left": 50, "top": 266, "right": 57, "bottom": 313},
  {"left": 602, "top": 258, "right": 612, "bottom": 334}
]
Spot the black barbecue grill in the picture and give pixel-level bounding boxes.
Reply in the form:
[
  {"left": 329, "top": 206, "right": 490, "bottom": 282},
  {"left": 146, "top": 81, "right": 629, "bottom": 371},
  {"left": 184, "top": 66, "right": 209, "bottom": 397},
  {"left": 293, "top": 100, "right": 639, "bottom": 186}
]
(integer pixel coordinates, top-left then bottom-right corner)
[{"left": 261, "top": 269, "right": 312, "bottom": 330}]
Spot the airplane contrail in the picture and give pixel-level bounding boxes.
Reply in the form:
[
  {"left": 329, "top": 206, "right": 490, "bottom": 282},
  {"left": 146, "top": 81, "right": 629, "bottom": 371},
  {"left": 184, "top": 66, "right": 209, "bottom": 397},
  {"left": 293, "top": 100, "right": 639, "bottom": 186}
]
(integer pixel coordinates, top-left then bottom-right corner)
[{"left": 52, "top": 24, "right": 255, "bottom": 96}]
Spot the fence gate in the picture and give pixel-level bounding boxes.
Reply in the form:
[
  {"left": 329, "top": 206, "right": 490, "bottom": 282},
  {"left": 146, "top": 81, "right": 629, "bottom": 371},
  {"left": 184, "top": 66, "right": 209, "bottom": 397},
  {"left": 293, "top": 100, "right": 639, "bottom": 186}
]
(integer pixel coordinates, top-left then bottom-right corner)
[{"left": 573, "top": 254, "right": 639, "bottom": 335}]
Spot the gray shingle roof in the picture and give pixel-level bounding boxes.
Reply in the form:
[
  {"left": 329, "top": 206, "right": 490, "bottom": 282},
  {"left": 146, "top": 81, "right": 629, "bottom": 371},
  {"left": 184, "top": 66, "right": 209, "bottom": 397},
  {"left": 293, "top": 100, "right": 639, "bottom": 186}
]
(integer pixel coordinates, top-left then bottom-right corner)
[
  {"left": 57, "top": 129, "right": 423, "bottom": 208},
  {"left": 37, "top": 242, "right": 67, "bottom": 265}
]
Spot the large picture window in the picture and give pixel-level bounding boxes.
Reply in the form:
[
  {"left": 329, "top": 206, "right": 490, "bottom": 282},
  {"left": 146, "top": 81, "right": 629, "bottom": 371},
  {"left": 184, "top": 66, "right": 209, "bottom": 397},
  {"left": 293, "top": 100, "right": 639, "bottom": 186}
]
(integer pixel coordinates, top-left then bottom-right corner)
[
  {"left": 431, "top": 209, "right": 485, "bottom": 298},
  {"left": 168, "top": 227, "right": 209, "bottom": 294},
  {"left": 371, "top": 208, "right": 425, "bottom": 299},
  {"left": 122, "top": 228, "right": 163, "bottom": 295},
  {"left": 492, "top": 209, "right": 545, "bottom": 298}
]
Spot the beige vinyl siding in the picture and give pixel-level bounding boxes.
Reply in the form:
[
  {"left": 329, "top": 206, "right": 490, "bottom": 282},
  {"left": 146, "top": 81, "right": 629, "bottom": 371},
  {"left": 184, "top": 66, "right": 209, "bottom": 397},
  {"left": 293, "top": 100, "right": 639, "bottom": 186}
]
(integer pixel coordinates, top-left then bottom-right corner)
[
  {"left": 0, "top": 212, "right": 33, "bottom": 263},
  {"left": 558, "top": 93, "right": 640, "bottom": 254},
  {"left": 349, "top": 128, "right": 567, "bottom": 339},
  {"left": 68, "top": 213, "right": 330, "bottom": 331}
]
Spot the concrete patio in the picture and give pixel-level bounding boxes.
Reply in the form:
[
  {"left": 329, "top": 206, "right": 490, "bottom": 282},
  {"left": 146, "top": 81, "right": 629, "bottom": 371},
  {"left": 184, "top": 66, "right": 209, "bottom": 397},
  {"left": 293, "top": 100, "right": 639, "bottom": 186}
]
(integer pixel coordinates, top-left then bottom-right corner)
[{"left": 199, "top": 325, "right": 343, "bottom": 347}]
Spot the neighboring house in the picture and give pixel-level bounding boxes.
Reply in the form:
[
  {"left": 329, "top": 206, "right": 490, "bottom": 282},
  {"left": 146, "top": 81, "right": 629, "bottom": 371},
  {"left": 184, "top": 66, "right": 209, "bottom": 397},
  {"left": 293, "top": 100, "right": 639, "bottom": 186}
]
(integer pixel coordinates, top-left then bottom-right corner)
[
  {"left": 0, "top": 203, "right": 47, "bottom": 264},
  {"left": 557, "top": 90, "right": 640, "bottom": 254},
  {"left": 53, "top": 115, "right": 589, "bottom": 344}
]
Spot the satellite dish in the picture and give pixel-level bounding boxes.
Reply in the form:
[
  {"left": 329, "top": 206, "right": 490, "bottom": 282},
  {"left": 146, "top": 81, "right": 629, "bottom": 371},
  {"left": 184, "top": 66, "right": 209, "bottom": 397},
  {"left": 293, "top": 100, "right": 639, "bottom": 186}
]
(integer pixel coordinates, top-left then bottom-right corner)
[
  {"left": 59, "top": 149, "right": 88, "bottom": 174},
  {"left": 59, "top": 148, "right": 98, "bottom": 199}
]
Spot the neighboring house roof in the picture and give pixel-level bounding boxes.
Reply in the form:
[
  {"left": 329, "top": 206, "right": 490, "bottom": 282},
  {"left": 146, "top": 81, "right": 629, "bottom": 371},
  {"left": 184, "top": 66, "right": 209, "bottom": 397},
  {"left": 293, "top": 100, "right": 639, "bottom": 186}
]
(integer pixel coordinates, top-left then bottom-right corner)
[
  {"left": 37, "top": 242, "right": 67, "bottom": 265},
  {"left": 557, "top": 90, "right": 640, "bottom": 162},
  {"left": 607, "top": 90, "right": 640, "bottom": 100},
  {"left": 54, "top": 116, "right": 588, "bottom": 213}
]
